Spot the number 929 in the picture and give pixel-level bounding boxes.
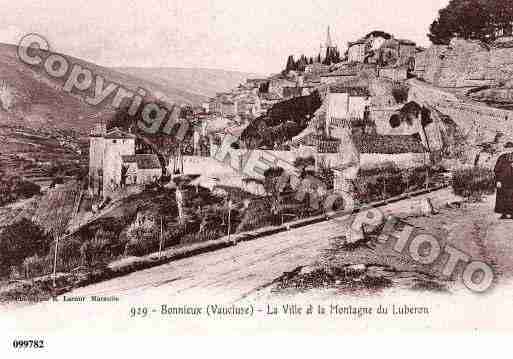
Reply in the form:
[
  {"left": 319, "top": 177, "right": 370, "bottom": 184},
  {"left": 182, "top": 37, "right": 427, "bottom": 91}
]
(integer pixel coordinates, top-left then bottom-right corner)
[{"left": 130, "top": 307, "right": 149, "bottom": 317}]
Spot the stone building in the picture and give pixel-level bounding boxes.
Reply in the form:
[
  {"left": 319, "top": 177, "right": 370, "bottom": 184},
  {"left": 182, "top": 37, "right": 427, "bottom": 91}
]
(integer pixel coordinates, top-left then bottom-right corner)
[
  {"left": 378, "top": 65, "right": 408, "bottom": 81},
  {"left": 325, "top": 85, "right": 371, "bottom": 133},
  {"left": 347, "top": 39, "right": 366, "bottom": 63},
  {"left": 221, "top": 100, "right": 237, "bottom": 117},
  {"left": 268, "top": 78, "right": 297, "bottom": 97},
  {"left": 121, "top": 154, "right": 161, "bottom": 186},
  {"left": 89, "top": 125, "right": 136, "bottom": 197},
  {"left": 89, "top": 126, "right": 161, "bottom": 198},
  {"left": 320, "top": 67, "right": 359, "bottom": 85},
  {"left": 397, "top": 39, "right": 416, "bottom": 65}
]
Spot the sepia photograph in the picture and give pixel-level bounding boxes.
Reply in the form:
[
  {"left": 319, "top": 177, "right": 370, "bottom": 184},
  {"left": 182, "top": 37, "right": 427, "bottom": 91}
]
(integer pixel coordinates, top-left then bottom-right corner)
[{"left": 1, "top": 0, "right": 513, "bottom": 354}]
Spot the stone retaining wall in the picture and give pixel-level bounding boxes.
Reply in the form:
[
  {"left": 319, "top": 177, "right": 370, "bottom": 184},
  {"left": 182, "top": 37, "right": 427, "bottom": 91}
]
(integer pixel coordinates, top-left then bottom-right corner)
[
  {"left": 408, "top": 79, "right": 513, "bottom": 144},
  {"left": 415, "top": 38, "right": 513, "bottom": 91}
]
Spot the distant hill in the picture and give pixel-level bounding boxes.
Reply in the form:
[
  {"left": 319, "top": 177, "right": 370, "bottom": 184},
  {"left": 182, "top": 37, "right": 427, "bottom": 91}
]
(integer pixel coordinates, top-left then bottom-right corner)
[
  {"left": 0, "top": 43, "right": 207, "bottom": 133},
  {"left": 115, "top": 67, "right": 264, "bottom": 98}
]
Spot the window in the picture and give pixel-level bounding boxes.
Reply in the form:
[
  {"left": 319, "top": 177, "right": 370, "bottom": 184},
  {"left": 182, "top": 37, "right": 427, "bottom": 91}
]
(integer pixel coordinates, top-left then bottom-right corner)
[
  {"left": 389, "top": 114, "right": 401, "bottom": 128},
  {"left": 112, "top": 139, "right": 117, "bottom": 144}
]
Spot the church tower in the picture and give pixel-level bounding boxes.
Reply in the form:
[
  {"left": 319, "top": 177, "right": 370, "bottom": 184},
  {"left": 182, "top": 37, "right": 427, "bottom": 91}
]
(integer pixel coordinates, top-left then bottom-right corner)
[{"left": 323, "top": 26, "right": 339, "bottom": 65}]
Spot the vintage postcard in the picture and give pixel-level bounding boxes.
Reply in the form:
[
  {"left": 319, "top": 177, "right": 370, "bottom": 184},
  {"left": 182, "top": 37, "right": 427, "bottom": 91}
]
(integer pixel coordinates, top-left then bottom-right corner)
[{"left": 1, "top": 0, "right": 513, "bottom": 353}]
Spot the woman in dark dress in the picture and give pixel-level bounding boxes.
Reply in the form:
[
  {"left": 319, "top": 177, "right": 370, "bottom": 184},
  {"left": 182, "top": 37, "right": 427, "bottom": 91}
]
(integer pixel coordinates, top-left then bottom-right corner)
[{"left": 494, "top": 142, "right": 513, "bottom": 219}]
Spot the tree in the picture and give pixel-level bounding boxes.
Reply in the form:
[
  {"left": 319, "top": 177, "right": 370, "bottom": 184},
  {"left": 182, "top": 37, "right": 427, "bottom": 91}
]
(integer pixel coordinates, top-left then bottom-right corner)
[
  {"left": 323, "top": 47, "right": 341, "bottom": 65},
  {"left": 172, "top": 174, "right": 199, "bottom": 225},
  {"left": 175, "top": 186, "right": 185, "bottom": 225},
  {"left": 293, "top": 156, "right": 316, "bottom": 179},
  {"left": 0, "top": 219, "right": 49, "bottom": 276},
  {"left": 110, "top": 102, "right": 192, "bottom": 178},
  {"left": 243, "top": 167, "right": 289, "bottom": 224},
  {"left": 428, "top": 0, "right": 513, "bottom": 44},
  {"left": 285, "top": 55, "right": 297, "bottom": 72},
  {"left": 364, "top": 30, "right": 393, "bottom": 40},
  {"left": 296, "top": 54, "right": 308, "bottom": 72}
]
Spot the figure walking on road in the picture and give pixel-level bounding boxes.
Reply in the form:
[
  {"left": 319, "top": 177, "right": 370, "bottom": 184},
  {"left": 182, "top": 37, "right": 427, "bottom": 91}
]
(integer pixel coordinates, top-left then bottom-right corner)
[{"left": 494, "top": 142, "right": 513, "bottom": 219}]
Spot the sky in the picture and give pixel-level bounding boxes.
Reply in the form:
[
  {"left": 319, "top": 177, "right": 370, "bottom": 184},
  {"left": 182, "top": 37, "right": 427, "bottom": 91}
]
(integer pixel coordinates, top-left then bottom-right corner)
[{"left": 0, "top": 0, "right": 449, "bottom": 75}]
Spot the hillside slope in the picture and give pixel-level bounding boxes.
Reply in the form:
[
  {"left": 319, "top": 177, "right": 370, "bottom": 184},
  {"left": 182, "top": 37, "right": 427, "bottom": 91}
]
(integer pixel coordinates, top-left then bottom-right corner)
[
  {"left": 115, "top": 67, "right": 263, "bottom": 98},
  {"left": 0, "top": 43, "right": 207, "bottom": 132}
]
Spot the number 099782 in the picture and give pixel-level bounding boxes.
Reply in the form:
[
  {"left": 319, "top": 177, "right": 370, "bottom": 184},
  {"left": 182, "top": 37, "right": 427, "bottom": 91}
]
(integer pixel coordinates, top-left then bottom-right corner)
[{"left": 12, "top": 340, "right": 45, "bottom": 349}]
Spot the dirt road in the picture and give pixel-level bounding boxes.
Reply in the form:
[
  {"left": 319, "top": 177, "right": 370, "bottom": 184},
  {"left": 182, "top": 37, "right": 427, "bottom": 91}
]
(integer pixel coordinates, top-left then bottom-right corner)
[
  {"left": 46, "top": 188, "right": 460, "bottom": 303},
  {"left": 9, "top": 188, "right": 513, "bottom": 333}
]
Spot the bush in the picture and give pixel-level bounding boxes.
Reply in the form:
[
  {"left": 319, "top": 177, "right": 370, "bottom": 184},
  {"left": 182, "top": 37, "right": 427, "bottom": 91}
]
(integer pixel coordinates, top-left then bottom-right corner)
[
  {"left": 124, "top": 236, "right": 159, "bottom": 257},
  {"left": 452, "top": 166, "right": 495, "bottom": 201},
  {"left": 0, "top": 219, "right": 50, "bottom": 277},
  {"left": 355, "top": 165, "right": 430, "bottom": 204},
  {"left": 22, "top": 254, "right": 53, "bottom": 278},
  {"left": 181, "top": 229, "right": 222, "bottom": 245},
  {"left": 237, "top": 200, "right": 275, "bottom": 232},
  {"left": 124, "top": 220, "right": 188, "bottom": 257},
  {"left": 392, "top": 84, "right": 409, "bottom": 104},
  {"left": 0, "top": 177, "right": 41, "bottom": 206}
]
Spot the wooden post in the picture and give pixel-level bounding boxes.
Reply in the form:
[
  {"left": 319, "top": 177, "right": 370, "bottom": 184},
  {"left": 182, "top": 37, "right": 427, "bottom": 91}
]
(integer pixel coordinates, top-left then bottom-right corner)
[
  {"left": 227, "top": 200, "right": 232, "bottom": 243},
  {"left": 406, "top": 170, "right": 410, "bottom": 194},
  {"left": 52, "top": 235, "right": 59, "bottom": 289},
  {"left": 159, "top": 216, "right": 163, "bottom": 256}
]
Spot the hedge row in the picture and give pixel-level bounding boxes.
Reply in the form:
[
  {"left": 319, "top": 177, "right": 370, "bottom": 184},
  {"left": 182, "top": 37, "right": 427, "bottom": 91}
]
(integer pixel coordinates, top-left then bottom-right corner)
[{"left": 452, "top": 166, "right": 495, "bottom": 200}]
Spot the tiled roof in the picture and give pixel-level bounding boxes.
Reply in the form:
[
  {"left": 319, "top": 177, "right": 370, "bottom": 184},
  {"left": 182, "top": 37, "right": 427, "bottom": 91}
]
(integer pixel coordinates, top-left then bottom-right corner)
[
  {"left": 104, "top": 127, "right": 136, "bottom": 139},
  {"left": 348, "top": 39, "right": 366, "bottom": 46},
  {"left": 321, "top": 68, "right": 358, "bottom": 77},
  {"left": 398, "top": 39, "right": 416, "bottom": 46},
  {"left": 329, "top": 85, "right": 371, "bottom": 97},
  {"left": 122, "top": 154, "right": 161, "bottom": 169},
  {"left": 261, "top": 92, "right": 282, "bottom": 101}
]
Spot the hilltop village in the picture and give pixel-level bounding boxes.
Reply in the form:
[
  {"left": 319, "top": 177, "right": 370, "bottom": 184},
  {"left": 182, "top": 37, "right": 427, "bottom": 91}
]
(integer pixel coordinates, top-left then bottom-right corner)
[
  {"left": 3, "top": 23, "right": 513, "bottom": 299},
  {"left": 89, "top": 26, "right": 513, "bottom": 200}
]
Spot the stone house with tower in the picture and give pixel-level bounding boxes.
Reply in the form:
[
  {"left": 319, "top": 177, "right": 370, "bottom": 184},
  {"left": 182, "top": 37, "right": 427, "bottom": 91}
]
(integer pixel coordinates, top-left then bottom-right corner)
[{"left": 89, "top": 124, "right": 161, "bottom": 198}]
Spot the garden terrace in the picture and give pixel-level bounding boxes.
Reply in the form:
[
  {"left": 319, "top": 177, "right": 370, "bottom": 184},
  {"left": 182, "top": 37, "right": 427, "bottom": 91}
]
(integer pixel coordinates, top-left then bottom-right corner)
[
  {"left": 239, "top": 91, "right": 322, "bottom": 148},
  {"left": 353, "top": 134, "right": 426, "bottom": 154},
  {"left": 303, "top": 133, "right": 427, "bottom": 154}
]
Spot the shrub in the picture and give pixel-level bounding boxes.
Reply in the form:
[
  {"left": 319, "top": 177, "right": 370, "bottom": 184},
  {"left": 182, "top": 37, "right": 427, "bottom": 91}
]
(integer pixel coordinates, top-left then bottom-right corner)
[
  {"left": 14, "top": 180, "right": 41, "bottom": 199},
  {"left": 22, "top": 254, "right": 53, "bottom": 278},
  {"left": 392, "top": 84, "right": 409, "bottom": 104},
  {"left": 452, "top": 166, "right": 495, "bottom": 201},
  {"left": 237, "top": 200, "right": 275, "bottom": 232},
  {"left": 181, "top": 229, "right": 222, "bottom": 245},
  {"left": 163, "top": 225, "right": 187, "bottom": 248},
  {"left": 0, "top": 177, "right": 41, "bottom": 206},
  {"left": 124, "top": 217, "right": 189, "bottom": 257},
  {"left": 316, "top": 158, "right": 334, "bottom": 190},
  {"left": 43, "top": 238, "right": 84, "bottom": 275},
  {"left": 124, "top": 236, "right": 159, "bottom": 257},
  {"left": 355, "top": 165, "right": 430, "bottom": 204},
  {"left": 0, "top": 219, "right": 50, "bottom": 277}
]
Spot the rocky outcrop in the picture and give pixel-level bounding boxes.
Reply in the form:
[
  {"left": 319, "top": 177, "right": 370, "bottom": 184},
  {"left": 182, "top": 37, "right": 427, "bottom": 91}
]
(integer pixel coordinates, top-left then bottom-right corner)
[{"left": 414, "top": 38, "right": 513, "bottom": 96}]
